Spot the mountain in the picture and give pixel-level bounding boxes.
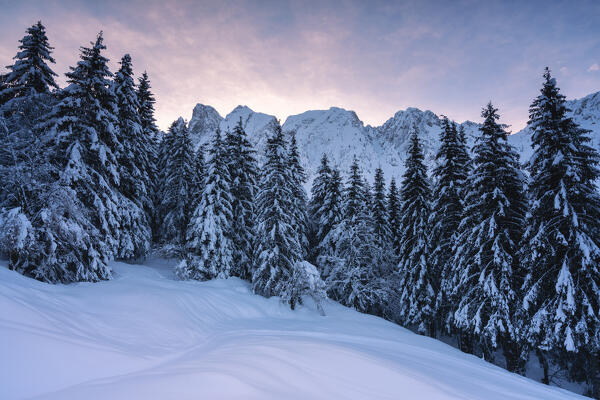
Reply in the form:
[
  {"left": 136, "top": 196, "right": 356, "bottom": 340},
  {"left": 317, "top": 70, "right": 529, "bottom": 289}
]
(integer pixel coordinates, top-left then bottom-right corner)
[
  {"left": 185, "top": 90, "right": 600, "bottom": 186},
  {"left": 0, "top": 259, "right": 585, "bottom": 399},
  {"left": 508, "top": 91, "right": 600, "bottom": 164}
]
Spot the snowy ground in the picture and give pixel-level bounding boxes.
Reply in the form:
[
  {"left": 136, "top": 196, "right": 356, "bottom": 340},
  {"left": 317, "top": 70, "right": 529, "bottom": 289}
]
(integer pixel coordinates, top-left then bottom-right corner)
[{"left": 0, "top": 259, "right": 587, "bottom": 399}]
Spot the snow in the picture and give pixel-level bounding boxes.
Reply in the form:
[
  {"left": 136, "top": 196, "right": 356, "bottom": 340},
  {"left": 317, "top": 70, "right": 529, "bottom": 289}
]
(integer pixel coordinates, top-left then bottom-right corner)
[
  {"left": 185, "top": 89, "right": 600, "bottom": 192},
  {"left": 0, "top": 258, "right": 585, "bottom": 399}
]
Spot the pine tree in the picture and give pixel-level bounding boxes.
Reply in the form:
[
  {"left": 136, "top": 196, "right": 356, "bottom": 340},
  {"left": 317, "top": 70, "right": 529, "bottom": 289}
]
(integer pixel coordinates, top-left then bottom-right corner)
[
  {"left": 387, "top": 177, "right": 401, "bottom": 261},
  {"left": 521, "top": 69, "right": 600, "bottom": 388},
  {"left": 451, "top": 103, "right": 527, "bottom": 370},
  {"left": 313, "top": 165, "right": 344, "bottom": 279},
  {"left": 225, "top": 118, "right": 258, "bottom": 280},
  {"left": 287, "top": 131, "right": 310, "bottom": 258},
  {"left": 0, "top": 21, "right": 58, "bottom": 212},
  {"left": 323, "top": 158, "right": 385, "bottom": 313},
  {"left": 177, "top": 129, "right": 234, "bottom": 280},
  {"left": 158, "top": 118, "right": 196, "bottom": 253},
  {"left": 136, "top": 72, "right": 159, "bottom": 140},
  {"left": 136, "top": 71, "right": 161, "bottom": 239},
  {"left": 430, "top": 118, "right": 471, "bottom": 332},
  {"left": 308, "top": 154, "right": 332, "bottom": 262},
  {"left": 113, "top": 54, "right": 151, "bottom": 260},
  {"left": 0, "top": 21, "right": 58, "bottom": 104},
  {"left": 114, "top": 55, "right": 152, "bottom": 210},
  {"left": 397, "top": 129, "right": 434, "bottom": 336},
  {"left": 253, "top": 123, "right": 303, "bottom": 307},
  {"left": 372, "top": 167, "right": 394, "bottom": 275},
  {"left": 28, "top": 32, "right": 121, "bottom": 280}
]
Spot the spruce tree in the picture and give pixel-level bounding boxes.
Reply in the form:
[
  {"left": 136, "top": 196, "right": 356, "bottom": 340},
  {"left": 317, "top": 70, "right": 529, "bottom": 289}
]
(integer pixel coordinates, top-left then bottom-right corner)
[
  {"left": 313, "top": 166, "right": 344, "bottom": 279},
  {"left": 136, "top": 71, "right": 161, "bottom": 239},
  {"left": 225, "top": 118, "right": 258, "bottom": 280},
  {"left": 158, "top": 118, "right": 196, "bottom": 253},
  {"left": 31, "top": 32, "right": 121, "bottom": 280},
  {"left": 430, "top": 118, "right": 470, "bottom": 332},
  {"left": 136, "top": 72, "right": 159, "bottom": 140},
  {"left": 308, "top": 154, "right": 332, "bottom": 262},
  {"left": 451, "top": 103, "right": 527, "bottom": 370},
  {"left": 372, "top": 167, "right": 393, "bottom": 275},
  {"left": 0, "top": 21, "right": 58, "bottom": 212},
  {"left": 113, "top": 54, "right": 151, "bottom": 259},
  {"left": 323, "top": 158, "right": 385, "bottom": 313},
  {"left": 387, "top": 177, "right": 401, "bottom": 260},
  {"left": 114, "top": 55, "right": 152, "bottom": 210},
  {"left": 253, "top": 123, "right": 303, "bottom": 306},
  {"left": 397, "top": 129, "right": 434, "bottom": 336},
  {"left": 177, "top": 129, "right": 234, "bottom": 280},
  {"left": 0, "top": 21, "right": 58, "bottom": 103},
  {"left": 521, "top": 69, "right": 600, "bottom": 388},
  {"left": 287, "top": 131, "right": 310, "bottom": 258}
]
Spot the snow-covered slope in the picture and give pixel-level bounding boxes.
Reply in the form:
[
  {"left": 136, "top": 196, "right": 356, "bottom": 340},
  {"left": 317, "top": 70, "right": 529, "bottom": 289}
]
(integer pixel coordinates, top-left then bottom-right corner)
[
  {"left": 0, "top": 259, "right": 585, "bottom": 399},
  {"left": 186, "top": 90, "right": 600, "bottom": 186}
]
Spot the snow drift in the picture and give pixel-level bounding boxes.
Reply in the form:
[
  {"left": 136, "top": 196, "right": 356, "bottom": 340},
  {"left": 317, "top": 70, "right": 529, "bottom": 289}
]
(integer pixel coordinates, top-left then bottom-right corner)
[{"left": 0, "top": 259, "right": 585, "bottom": 399}]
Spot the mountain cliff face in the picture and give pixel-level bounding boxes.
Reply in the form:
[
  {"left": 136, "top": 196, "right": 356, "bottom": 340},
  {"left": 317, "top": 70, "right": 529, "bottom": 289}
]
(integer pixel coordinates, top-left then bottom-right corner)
[{"left": 184, "top": 90, "right": 600, "bottom": 187}]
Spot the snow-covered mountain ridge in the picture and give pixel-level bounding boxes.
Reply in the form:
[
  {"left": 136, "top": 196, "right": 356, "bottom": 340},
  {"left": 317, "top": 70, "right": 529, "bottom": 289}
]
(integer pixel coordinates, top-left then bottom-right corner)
[{"left": 185, "top": 90, "right": 600, "bottom": 186}]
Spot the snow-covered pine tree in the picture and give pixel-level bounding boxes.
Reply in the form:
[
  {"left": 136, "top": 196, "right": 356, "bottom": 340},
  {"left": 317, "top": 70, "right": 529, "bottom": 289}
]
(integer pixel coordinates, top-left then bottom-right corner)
[
  {"left": 177, "top": 128, "right": 234, "bottom": 280},
  {"left": 308, "top": 154, "right": 332, "bottom": 262},
  {"left": 0, "top": 21, "right": 58, "bottom": 212},
  {"left": 430, "top": 118, "right": 471, "bottom": 333},
  {"left": 0, "top": 21, "right": 58, "bottom": 104},
  {"left": 396, "top": 129, "right": 434, "bottom": 336},
  {"left": 451, "top": 103, "right": 527, "bottom": 370},
  {"left": 0, "top": 22, "right": 63, "bottom": 281},
  {"left": 520, "top": 69, "right": 600, "bottom": 389},
  {"left": 157, "top": 118, "right": 196, "bottom": 254},
  {"left": 224, "top": 118, "right": 258, "bottom": 280},
  {"left": 323, "top": 158, "right": 385, "bottom": 313},
  {"left": 30, "top": 32, "right": 122, "bottom": 280},
  {"left": 136, "top": 71, "right": 161, "bottom": 237},
  {"left": 136, "top": 71, "right": 159, "bottom": 141},
  {"left": 313, "top": 166, "right": 344, "bottom": 279},
  {"left": 372, "top": 167, "right": 394, "bottom": 275},
  {"left": 114, "top": 56, "right": 152, "bottom": 211},
  {"left": 253, "top": 123, "right": 304, "bottom": 307},
  {"left": 387, "top": 177, "right": 401, "bottom": 261},
  {"left": 287, "top": 131, "right": 310, "bottom": 258},
  {"left": 113, "top": 54, "right": 151, "bottom": 260}
]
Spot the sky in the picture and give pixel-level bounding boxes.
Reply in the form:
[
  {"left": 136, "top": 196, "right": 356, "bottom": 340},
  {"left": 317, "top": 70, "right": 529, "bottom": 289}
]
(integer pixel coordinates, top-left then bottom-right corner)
[{"left": 1, "top": 0, "right": 599, "bottom": 132}]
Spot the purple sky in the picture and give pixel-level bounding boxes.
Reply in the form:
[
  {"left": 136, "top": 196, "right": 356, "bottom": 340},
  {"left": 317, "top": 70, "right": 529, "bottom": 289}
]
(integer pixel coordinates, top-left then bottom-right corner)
[{"left": 1, "top": 0, "right": 599, "bottom": 131}]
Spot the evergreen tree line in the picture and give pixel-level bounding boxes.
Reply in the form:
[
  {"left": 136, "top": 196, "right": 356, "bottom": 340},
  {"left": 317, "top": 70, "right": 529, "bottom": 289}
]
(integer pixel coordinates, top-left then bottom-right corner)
[{"left": 2, "top": 22, "right": 600, "bottom": 396}]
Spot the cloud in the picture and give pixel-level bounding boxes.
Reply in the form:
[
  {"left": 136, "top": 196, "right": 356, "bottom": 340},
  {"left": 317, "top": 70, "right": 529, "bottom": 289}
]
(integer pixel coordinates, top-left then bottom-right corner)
[{"left": 588, "top": 63, "right": 600, "bottom": 72}]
